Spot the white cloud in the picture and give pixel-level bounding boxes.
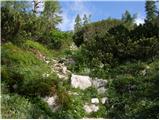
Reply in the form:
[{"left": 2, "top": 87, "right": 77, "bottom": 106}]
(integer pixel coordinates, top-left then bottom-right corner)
[
  {"left": 57, "top": 12, "right": 75, "bottom": 31},
  {"left": 58, "top": 1, "right": 91, "bottom": 31},
  {"left": 71, "top": 0, "right": 91, "bottom": 17},
  {"left": 135, "top": 18, "right": 145, "bottom": 25},
  {"left": 134, "top": 14, "right": 145, "bottom": 25}
]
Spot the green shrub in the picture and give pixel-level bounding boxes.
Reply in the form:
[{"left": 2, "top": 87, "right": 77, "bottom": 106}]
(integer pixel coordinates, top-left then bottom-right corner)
[
  {"left": 1, "top": 82, "right": 9, "bottom": 94},
  {"left": 106, "top": 60, "right": 159, "bottom": 119},
  {"left": 23, "top": 40, "right": 53, "bottom": 58},
  {"left": 89, "top": 105, "right": 106, "bottom": 118},
  {"left": 1, "top": 42, "right": 41, "bottom": 65},
  {"left": 1, "top": 94, "right": 56, "bottom": 119},
  {"left": 1, "top": 94, "right": 32, "bottom": 119},
  {"left": 73, "top": 20, "right": 158, "bottom": 68},
  {"left": 29, "top": 97, "right": 56, "bottom": 119},
  {"left": 56, "top": 93, "right": 85, "bottom": 119}
]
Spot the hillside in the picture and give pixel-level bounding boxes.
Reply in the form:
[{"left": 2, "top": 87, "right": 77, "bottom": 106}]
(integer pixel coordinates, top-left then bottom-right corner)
[{"left": 1, "top": 1, "right": 159, "bottom": 119}]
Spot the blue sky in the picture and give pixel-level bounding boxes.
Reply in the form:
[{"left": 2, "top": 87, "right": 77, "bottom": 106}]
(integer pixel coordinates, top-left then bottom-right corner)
[{"left": 57, "top": 0, "right": 158, "bottom": 31}]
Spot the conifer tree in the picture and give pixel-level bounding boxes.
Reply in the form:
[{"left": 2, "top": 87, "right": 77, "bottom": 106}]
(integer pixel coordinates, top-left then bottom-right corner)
[
  {"left": 74, "top": 14, "right": 82, "bottom": 32},
  {"left": 145, "top": 0, "right": 157, "bottom": 22}
]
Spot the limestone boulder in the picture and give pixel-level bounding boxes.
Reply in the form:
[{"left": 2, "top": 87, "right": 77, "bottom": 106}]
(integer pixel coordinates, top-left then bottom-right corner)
[{"left": 71, "top": 74, "right": 92, "bottom": 90}]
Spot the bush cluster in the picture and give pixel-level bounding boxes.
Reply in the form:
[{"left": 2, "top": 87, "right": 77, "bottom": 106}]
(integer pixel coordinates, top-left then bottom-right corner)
[
  {"left": 106, "top": 60, "right": 159, "bottom": 119},
  {"left": 73, "top": 20, "right": 158, "bottom": 67}
]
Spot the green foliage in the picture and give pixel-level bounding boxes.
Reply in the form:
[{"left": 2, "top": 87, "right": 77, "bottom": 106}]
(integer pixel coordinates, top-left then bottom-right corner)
[
  {"left": 83, "top": 14, "right": 91, "bottom": 26},
  {"left": 43, "top": 0, "right": 62, "bottom": 32},
  {"left": 83, "top": 87, "right": 99, "bottom": 101},
  {"left": 1, "top": 94, "right": 56, "bottom": 119},
  {"left": 56, "top": 95, "right": 85, "bottom": 119},
  {"left": 1, "top": 1, "right": 159, "bottom": 119},
  {"left": 1, "top": 42, "right": 58, "bottom": 97},
  {"left": 1, "top": 1, "right": 62, "bottom": 44},
  {"left": 1, "top": 42, "right": 40, "bottom": 65},
  {"left": 145, "top": 0, "right": 157, "bottom": 22},
  {"left": 52, "top": 82, "right": 85, "bottom": 119},
  {"left": 23, "top": 40, "right": 53, "bottom": 57},
  {"left": 29, "top": 97, "right": 56, "bottom": 119},
  {"left": 1, "top": 82, "right": 9, "bottom": 94},
  {"left": 39, "top": 29, "right": 73, "bottom": 51},
  {"left": 73, "top": 19, "right": 158, "bottom": 68},
  {"left": 73, "top": 18, "right": 122, "bottom": 47},
  {"left": 73, "top": 29, "right": 85, "bottom": 47},
  {"left": 74, "top": 14, "right": 82, "bottom": 32},
  {"left": 121, "top": 10, "right": 137, "bottom": 29},
  {"left": 106, "top": 60, "right": 159, "bottom": 119},
  {"left": 67, "top": 48, "right": 90, "bottom": 74},
  {"left": 1, "top": 94, "right": 32, "bottom": 119}
]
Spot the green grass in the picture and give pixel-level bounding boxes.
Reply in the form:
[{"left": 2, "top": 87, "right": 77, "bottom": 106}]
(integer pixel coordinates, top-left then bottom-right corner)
[
  {"left": 23, "top": 40, "right": 53, "bottom": 58},
  {"left": 1, "top": 42, "right": 59, "bottom": 97},
  {"left": 106, "top": 59, "right": 159, "bottom": 119},
  {"left": 1, "top": 94, "right": 33, "bottom": 119},
  {"left": 1, "top": 93, "right": 57, "bottom": 119}
]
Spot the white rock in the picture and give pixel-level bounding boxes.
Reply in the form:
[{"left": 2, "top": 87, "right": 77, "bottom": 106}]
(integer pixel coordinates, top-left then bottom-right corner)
[
  {"left": 92, "top": 78, "right": 107, "bottom": 88},
  {"left": 101, "top": 97, "right": 108, "bottom": 104},
  {"left": 45, "top": 60, "right": 50, "bottom": 64},
  {"left": 43, "top": 95, "right": 57, "bottom": 107},
  {"left": 71, "top": 74, "right": 92, "bottom": 90},
  {"left": 91, "top": 98, "right": 99, "bottom": 104},
  {"left": 141, "top": 69, "right": 147, "bottom": 76},
  {"left": 62, "top": 66, "right": 67, "bottom": 74},
  {"left": 146, "top": 65, "right": 150, "bottom": 69},
  {"left": 68, "top": 91, "right": 79, "bottom": 96},
  {"left": 84, "top": 103, "right": 99, "bottom": 113},
  {"left": 42, "top": 73, "right": 50, "bottom": 77},
  {"left": 46, "top": 74, "right": 49, "bottom": 77}
]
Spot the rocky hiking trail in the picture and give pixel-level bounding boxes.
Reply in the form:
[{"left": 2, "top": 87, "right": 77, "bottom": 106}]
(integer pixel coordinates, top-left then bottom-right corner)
[{"left": 42, "top": 56, "right": 109, "bottom": 117}]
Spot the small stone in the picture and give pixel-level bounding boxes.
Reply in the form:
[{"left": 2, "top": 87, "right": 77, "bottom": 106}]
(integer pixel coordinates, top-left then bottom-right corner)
[
  {"left": 146, "top": 65, "right": 150, "bottom": 69},
  {"left": 91, "top": 98, "right": 99, "bottom": 104},
  {"left": 46, "top": 74, "right": 49, "bottom": 77},
  {"left": 42, "top": 73, "right": 50, "bottom": 77},
  {"left": 45, "top": 60, "right": 50, "bottom": 64},
  {"left": 101, "top": 97, "right": 108, "bottom": 104},
  {"left": 84, "top": 103, "right": 99, "bottom": 113},
  {"left": 68, "top": 91, "right": 79, "bottom": 95},
  {"left": 62, "top": 66, "right": 67, "bottom": 74},
  {"left": 43, "top": 95, "right": 57, "bottom": 106},
  {"left": 141, "top": 69, "right": 146, "bottom": 76}
]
